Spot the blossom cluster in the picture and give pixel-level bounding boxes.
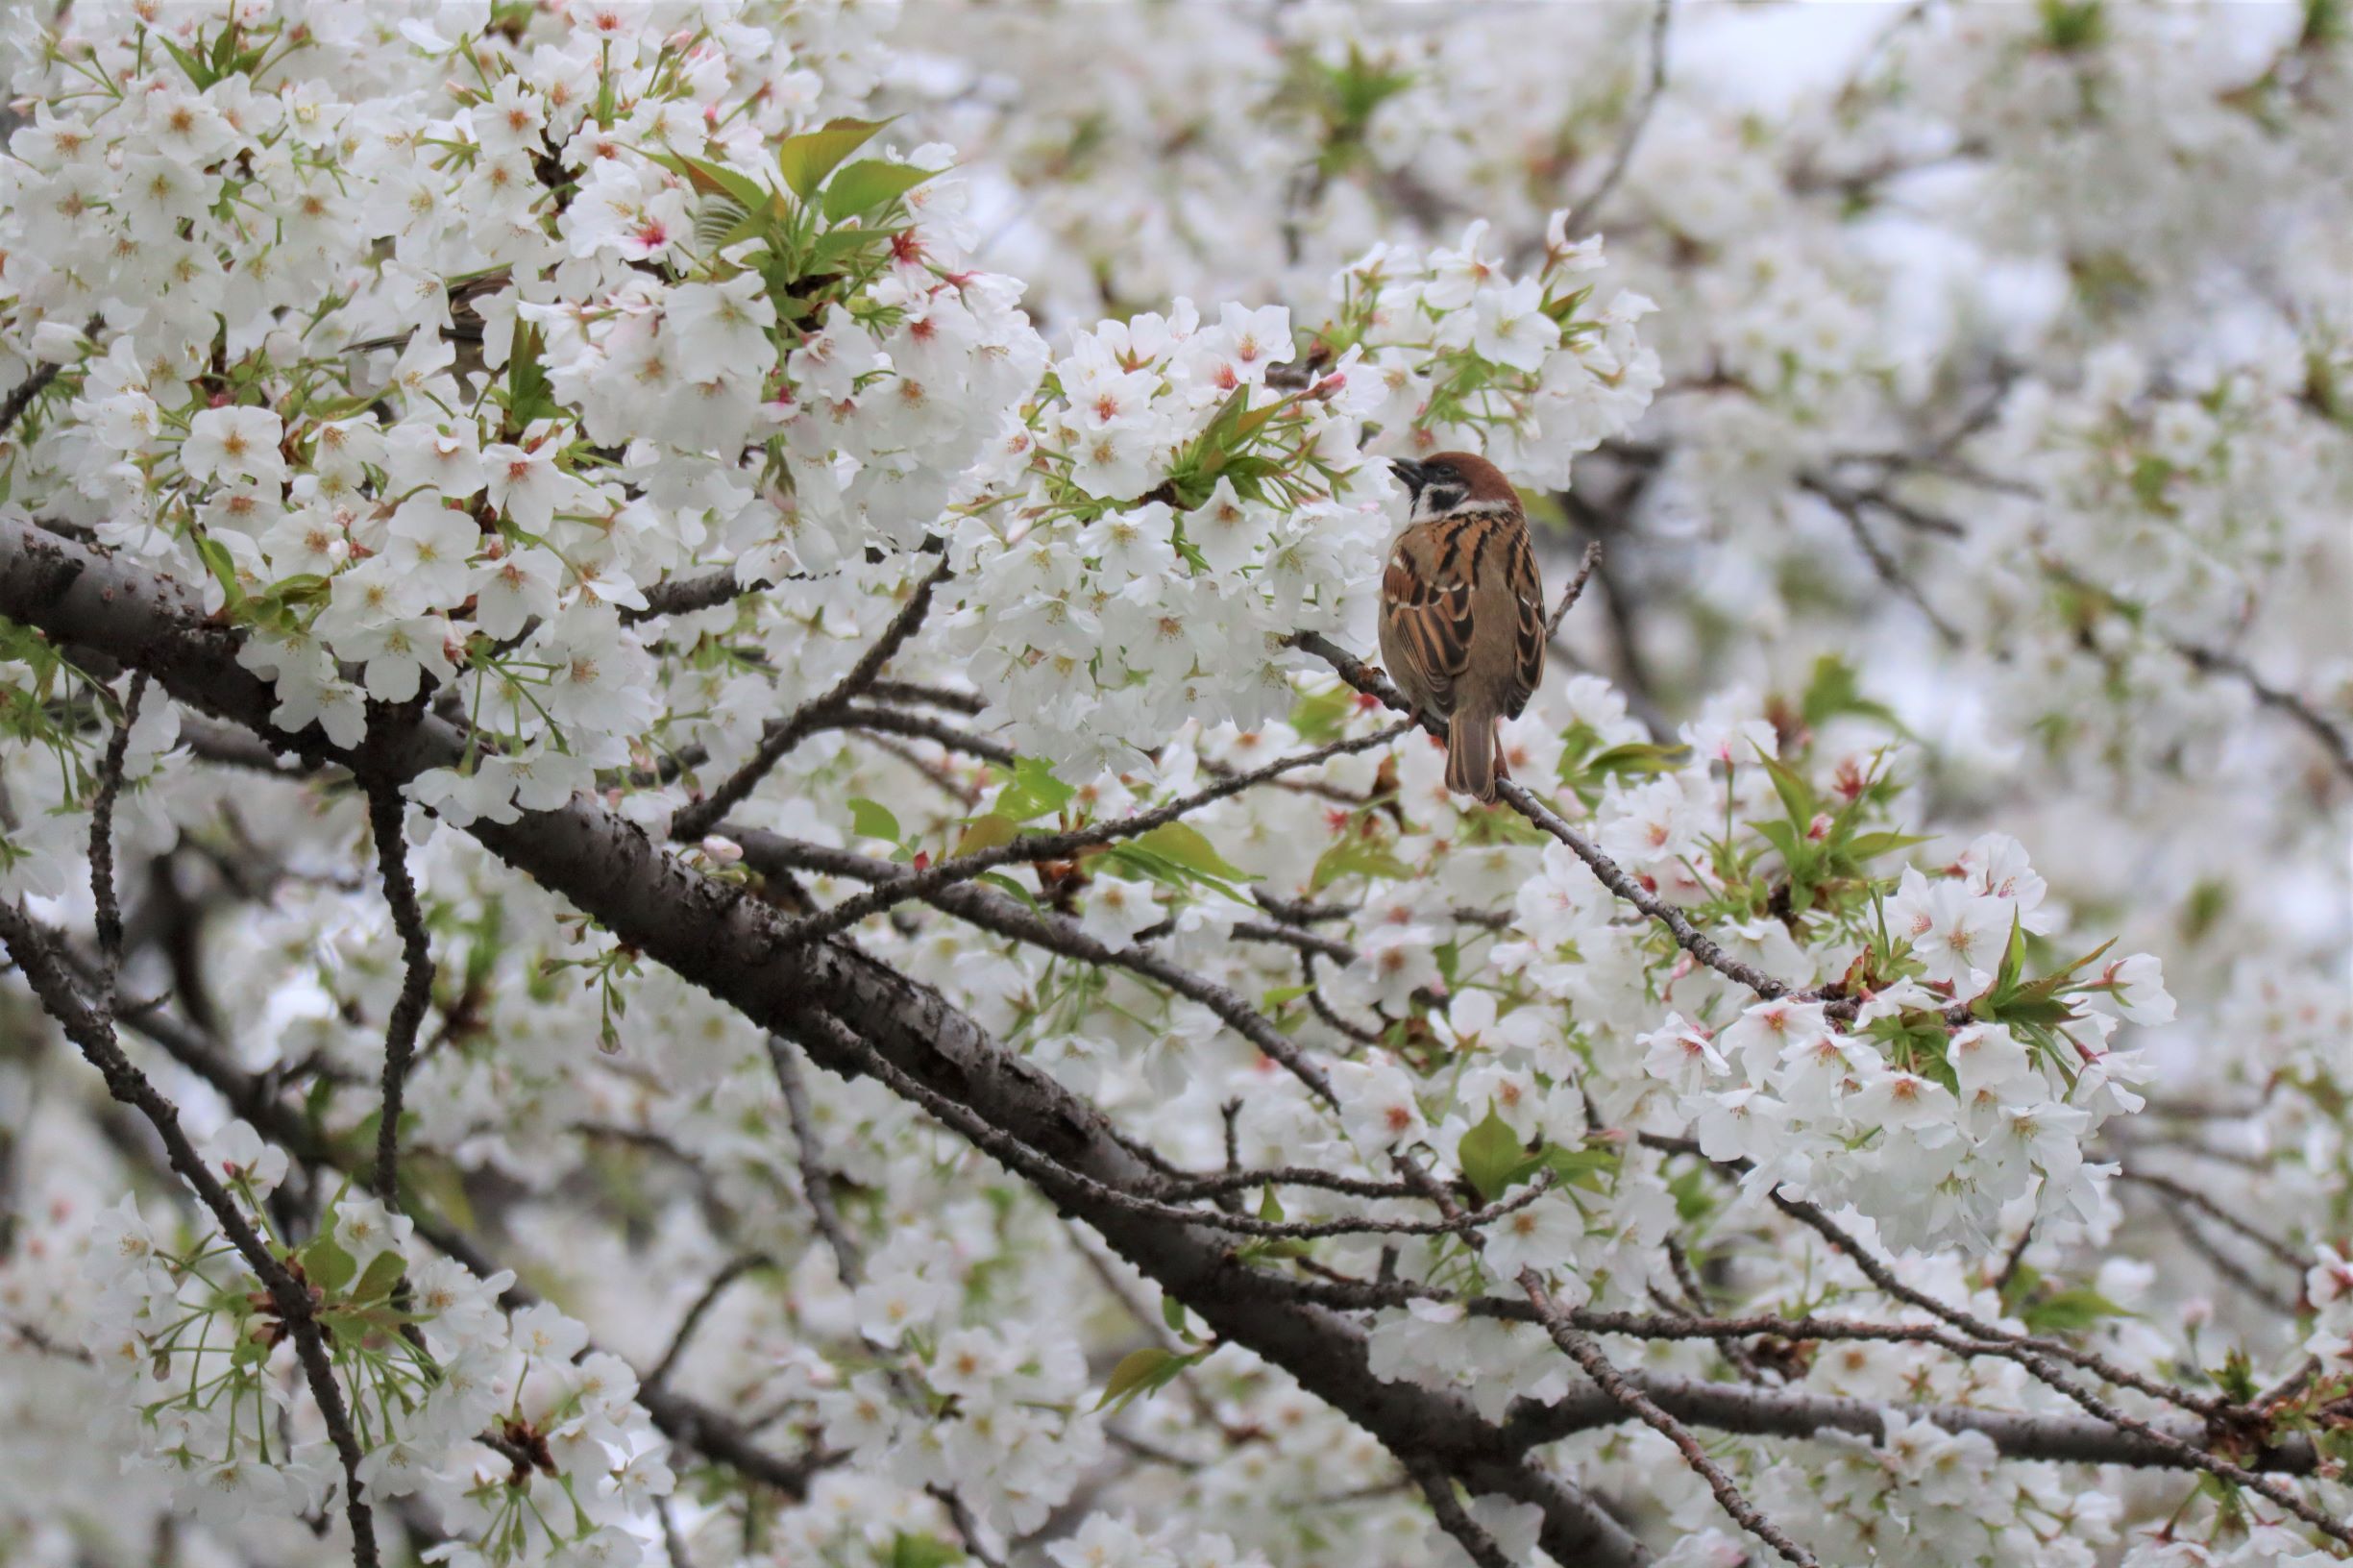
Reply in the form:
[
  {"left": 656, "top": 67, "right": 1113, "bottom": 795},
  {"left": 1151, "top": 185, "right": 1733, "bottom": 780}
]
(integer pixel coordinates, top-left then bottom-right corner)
[{"left": 73, "top": 1122, "right": 668, "bottom": 1567}]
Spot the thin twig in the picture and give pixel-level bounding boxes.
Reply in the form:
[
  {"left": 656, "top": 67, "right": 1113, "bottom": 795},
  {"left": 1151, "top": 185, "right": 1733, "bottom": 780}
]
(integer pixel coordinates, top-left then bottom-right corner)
[
  {"left": 791, "top": 1007, "right": 1548, "bottom": 1241},
  {"left": 645, "top": 1253, "right": 772, "bottom": 1392},
  {"left": 0, "top": 316, "right": 101, "bottom": 437},
  {"left": 1562, "top": 0, "right": 1674, "bottom": 233},
  {"left": 1544, "top": 541, "right": 1606, "bottom": 642},
  {"left": 0, "top": 902, "right": 381, "bottom": 1568},
  {"left": 1287, "top": 629, "right": 1792, "bottom": 1000},
  {"left": 1522, "top": 1270, "right": 1821, "bottom": 1567},
  {"left": 730, "top": 829, "right": 1344, "bottom": 1107},
  {"left": 767, "top": 1035, "right": 1005, "bottom": 1568},
  {"left": 2117, "top": 1167, "right": 2306, "bottom": 1271},
  {"left": 1643, "top": 1136, "right": 2236, "bottom": 1425},
  {"left": 672, "top": 558, "right": 952, "bottom": 840},
  {"left": 1410, "top": 1463, "right": 1516, "bottom": 1568},
  {"left": 88, "top": 672, "right": 148, "bottom": 1014},
  {"left": 2173, "top": 639, "right": 2353, "bottom": 782},
  {"left": 1801, "top": 476, "right": 1961, "bottom": 644},
  {"left": 769, "top": 1037, "right": 864, "bottom": 1286},
  {"left": 655, "top": 1497, "right": 694, "bottom": 1568},
  {"left": 366, "top": 781, "right": 434, "bottom": 1203},
  {"left": 754, "top": 718, "right": 1412, "bottom": 957}
]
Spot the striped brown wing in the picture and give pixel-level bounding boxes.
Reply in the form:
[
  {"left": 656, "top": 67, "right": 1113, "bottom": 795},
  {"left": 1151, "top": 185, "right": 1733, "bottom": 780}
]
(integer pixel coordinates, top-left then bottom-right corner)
[
  {"left": 1381, "top": 537, "right": 1473, "bottom": 716},
  {"left": 1504, "top": 521, "right": 1545, "bottom": 718}
]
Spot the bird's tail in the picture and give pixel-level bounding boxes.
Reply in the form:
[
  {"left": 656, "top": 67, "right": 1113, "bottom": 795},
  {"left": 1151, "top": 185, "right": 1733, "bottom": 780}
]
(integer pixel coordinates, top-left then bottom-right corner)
[{"left": 1445, "top": 701, "right": 1505, "bottom": 804}]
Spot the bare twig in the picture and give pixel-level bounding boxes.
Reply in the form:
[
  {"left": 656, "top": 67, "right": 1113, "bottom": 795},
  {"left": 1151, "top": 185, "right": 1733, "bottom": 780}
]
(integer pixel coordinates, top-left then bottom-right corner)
[
  {"left": 365, "top": 781, "right": 434, "bottom": 1203},
  {"left": 87, "top": 672, "right": 148, "bottom": 1012},
  {"left": 752, "top": 718, "right": 1412, "bottom": 958},
  {"left": 0, "top": 902, "right": 381, "bottom": 1568},
  {"left": 729, "top": 828, "right": 1344, "bottom": 1107},
  {"left": 1800, "top": 476, "right": 1962, "bottom": 644},
  {"left": 1562, "top": 0, "right": 1674, "bottom": 233},
  {"left": 767, "top": 1036, "right": 1005, "bottom": 1568},
  {"left": 1522, "top": 1270, "right": 1821, "bottom": 1567},
  {"left": 1410, "top": 1464, "right": 1516, "bottom": 1568},
  {"left": 0, "top": 316, "right": 102, "bottom": 438},
  {"left": 645, "top": 1253, "right": 772, "bottom": 1393},
  {"left": 672, "top": 558, "right": 952, "bottom": 840},
  {"left": 1287, "top": 629, "right": 1795, "bottom": 1001},
  {"left": 1544, "top": 541, "right": 1606, "bottom": 641},
  {"left": 769, "top": 1037, "right": 864, "bottom": 1286},
  {"left": 2117, "top": 1167, "right": 2306, "bottom": 1271},
  {"left": 2173, "top": 639, "right": 2353, "bottom": 782}
]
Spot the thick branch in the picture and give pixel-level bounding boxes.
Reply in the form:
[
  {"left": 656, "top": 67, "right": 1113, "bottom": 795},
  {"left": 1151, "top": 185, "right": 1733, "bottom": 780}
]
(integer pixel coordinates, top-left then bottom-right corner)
[{"left": 1507, "top": 1367, "right": 2320, "bottom": 1475}]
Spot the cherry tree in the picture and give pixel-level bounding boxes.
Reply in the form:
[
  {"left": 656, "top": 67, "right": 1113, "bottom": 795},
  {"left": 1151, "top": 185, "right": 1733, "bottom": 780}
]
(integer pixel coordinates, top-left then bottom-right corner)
[{"left": 0, "top": 3, "right": 2346, "bottom": 1567}]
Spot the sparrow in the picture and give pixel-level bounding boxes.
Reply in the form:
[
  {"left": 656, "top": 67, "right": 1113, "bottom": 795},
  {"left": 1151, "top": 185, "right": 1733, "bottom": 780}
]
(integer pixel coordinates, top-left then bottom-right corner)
[{"left": 1378, "top": 452, "right": 1545, "bottom": 803}]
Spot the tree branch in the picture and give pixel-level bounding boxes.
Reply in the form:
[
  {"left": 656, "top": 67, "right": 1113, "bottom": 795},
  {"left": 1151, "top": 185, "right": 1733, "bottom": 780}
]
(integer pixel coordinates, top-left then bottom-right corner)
[
  {"left": 1522, "top": 1271, "right": 1821, "bottom": 1567},
  {"left": 749, "top": 717, "right": 1413, "bottom": 958},
  {"left": 87, "top": 671, "right": 147, "bottom": 1011},
  {"left": 0, "top": 901, "right": 381, "bottom": 1568},
  {"left": 365, "top": 779, "right": 434, "bottom": 1203},
  {"left": 672, "top": 557, "right": 952, "bottom": 841},
  {"left": 1562, "top": 0, "right": 1674, "bottom": 233}
]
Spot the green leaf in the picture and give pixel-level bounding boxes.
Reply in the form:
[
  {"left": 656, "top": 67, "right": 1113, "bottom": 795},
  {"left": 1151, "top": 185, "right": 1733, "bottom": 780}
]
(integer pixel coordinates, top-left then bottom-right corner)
[
  {"left": 302, "top": 1235, "right": 356, "bottom": 1297},
  {"left": 1457, "top": 1107, "right": 1531, "bottom": 1202},
  {"left": 1540, "top": 1142, "right": 1622, "bottom": 1192},
  {"left": 1840, "top": 831, "right": 1931, "bottom": 865},
  {"left": 1760, "top": 753, "right": 1817, "bottom": 826},
  {"left": 888, "top": 1532, "right": 964, "bottom": 1568},
  {"left": 1991, "top": 909, "right": 2027, "bottom": 999},
  {"left": 504, "top": 320, "right": 559, "bottom": 432},
  {"left": 993, "top": 756, "right": 1075, "bottom": 823},
  {"left": 846, "top": 797, "right": 902, "bottom": 845},
  {"left": 1259, "top": 983, "right": 1314, "bottom": 1009},
  {"left": 821, "top": 159, "right": 938, "bottom": 222},
  {"left": 1309, "top": 837, "right": 1415, "bottom": 892},
  {"left": 808, "top": 225, "right": 903, "bottom": 269},
  {"left": 954, "top": 813, "right": 1018, "bottom": 856},
  {"left": 775, "top": 117, "right": 891, "bottom": 201},
  {"left": 1288, "top": 684, "right": 1354, "bottom": 746},
  {"left": 1095, "top": 1346, "right": 1195, "bottom": 1413},
  {"left": 976, "top": 870, "right": 1040, "bottom": 908},
  {"left": 645, "top": 150, "right": 772, "bottom": 214},
  {"left": 157, "top": 35, "right": 220, "bottom": 89},
  {"left": 1579, "top": 741, "right": 1688, "bottom": 781},
  {"left": 193, "top": 533, "right": 242, "bottom": 609},
  {"left": 2021, "top": 1287, "right": 2130, "bottom": 1334},
  {"left": 1801, "top": 654, "right": 1906, "bottom": 735},
  {"left": 1667, "top": 1164, "right": 1716, "bottom": 1224},
  {"left": 1162, "top": 1295, "right": 1191, "bottom": 1339},
  {"left": 351, "top": 1249, "right": 407, "bottom": 1306},
  {"left": 1129, "top": 821, "right": 1247, "bottom": 883}
]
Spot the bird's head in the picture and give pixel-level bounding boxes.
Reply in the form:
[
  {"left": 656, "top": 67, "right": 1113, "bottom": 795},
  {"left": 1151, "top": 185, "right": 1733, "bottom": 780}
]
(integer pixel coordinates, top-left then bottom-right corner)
[{"left": 1389, "top": 451, "right": 1519, "bottom": 524}]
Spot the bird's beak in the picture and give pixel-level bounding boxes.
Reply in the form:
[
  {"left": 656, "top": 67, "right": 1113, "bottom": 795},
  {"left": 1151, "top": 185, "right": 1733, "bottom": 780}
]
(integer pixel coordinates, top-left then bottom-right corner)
[{"left": 1389, "top": 457, "right": 1429, "bottom": 499}]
